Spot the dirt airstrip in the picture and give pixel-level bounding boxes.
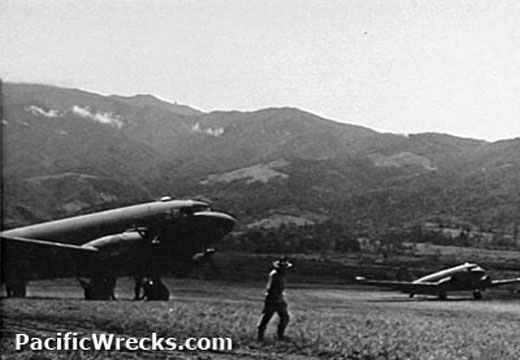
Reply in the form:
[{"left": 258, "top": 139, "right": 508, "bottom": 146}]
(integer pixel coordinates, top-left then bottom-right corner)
[{"left": 1, "top": 278, "right": 519, "bottom": 359}]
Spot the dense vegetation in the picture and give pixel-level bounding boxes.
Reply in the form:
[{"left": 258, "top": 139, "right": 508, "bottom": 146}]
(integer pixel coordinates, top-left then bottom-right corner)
[
  {"left": 3, "top": 83, "right": 520, "bottom": 249},
  {"left": 218, "top": 220, "right": 519, "bottom": 258},
  {"left": 222, "top": 221, "right": 361, "bottom": 254}
]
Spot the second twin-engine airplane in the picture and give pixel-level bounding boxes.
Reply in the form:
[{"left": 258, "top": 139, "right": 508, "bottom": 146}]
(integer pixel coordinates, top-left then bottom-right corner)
[
  {"left": 1, "top": 197, "right": 236, "bottom": 300},
  {"left": 356, "top": 263, "right": 520, "bottom": 300}
]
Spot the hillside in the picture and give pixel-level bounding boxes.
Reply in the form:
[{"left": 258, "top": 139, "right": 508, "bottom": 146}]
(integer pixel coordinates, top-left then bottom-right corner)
[{"left": 1, "top": 82, "right": 519, "bottom": 243}]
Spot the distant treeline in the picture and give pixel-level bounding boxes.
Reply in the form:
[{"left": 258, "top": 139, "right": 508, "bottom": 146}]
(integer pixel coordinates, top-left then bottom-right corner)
[
  {"left": 221, "top": 221, "right": 519, "bottom": 254},
  {"left": 221, "top": 221, "right": 361, "bottom": 254},
  {"left": 406, "top": 225, "right": 519, "bottom": 250}
]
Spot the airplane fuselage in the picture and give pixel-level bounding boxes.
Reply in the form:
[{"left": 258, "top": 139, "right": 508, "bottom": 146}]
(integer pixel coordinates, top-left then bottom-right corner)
[
  {"left": 2, "top": 199, "right": 211, "bottom": 244},
  {"left": 409, "top": 263, "right": 490, "bottom": 295},
  {"left": 354, "top": 262, "right": 520, "bottom": 300},
  {"left": 1, "top": 198, "right": 236, "bottom": 284}
]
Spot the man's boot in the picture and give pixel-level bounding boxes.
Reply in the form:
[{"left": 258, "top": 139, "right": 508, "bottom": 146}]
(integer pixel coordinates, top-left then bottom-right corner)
[
  {"left": 277, "top": 311, "right": 289, "bottom": 340},
  {"left": 257, "top": 328, "right": 265, "bottom": 342},
  {"left": 277, "top": 326, "right": 287, "bottom": 341}
]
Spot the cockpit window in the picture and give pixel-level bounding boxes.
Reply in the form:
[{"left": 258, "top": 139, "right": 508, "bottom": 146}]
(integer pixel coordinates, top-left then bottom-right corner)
[
  {"left": 192, "top": 205, "right": 211, "bottom": 213},
  {"left": 169, "top": 204, "right": 211, "bottom": 219}
]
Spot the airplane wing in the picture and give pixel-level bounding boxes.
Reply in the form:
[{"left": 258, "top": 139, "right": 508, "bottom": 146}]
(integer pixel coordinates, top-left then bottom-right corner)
[
  {"left": 1, "top": 235, "right": 101, "bottom": 282},
  {"left": 489, "top": 278, "right": 520, "bottom": 287},
  {"left": 355, "top": 276, "right": 439, "bottom": 292}
]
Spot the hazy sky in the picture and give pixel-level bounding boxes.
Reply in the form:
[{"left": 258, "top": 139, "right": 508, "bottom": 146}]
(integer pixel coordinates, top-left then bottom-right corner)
[{"left": 2, "top": 0, "right": 519, "bottom": 141}]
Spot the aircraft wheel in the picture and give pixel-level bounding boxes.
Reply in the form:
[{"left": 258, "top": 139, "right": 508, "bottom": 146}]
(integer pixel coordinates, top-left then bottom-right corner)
[
  {"left": 82, "top": 278, "right": 116, "bottom": 300},
  {"left": 473, "top": 290, "right": 483, "bottom": 300},
  {"left": 6, "top": 282, "right": 27, "bottom": 298},
  {"left": 438, "top": 293, "right": 447, "bottom": 300},
  {"left": 143, "top": 278, "right": 170, "bottom": 301}
]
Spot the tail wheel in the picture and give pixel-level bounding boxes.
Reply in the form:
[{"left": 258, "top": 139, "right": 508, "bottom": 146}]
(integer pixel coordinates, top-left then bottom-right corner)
[
  {"left": 438, "top": 292, "right": 447, "bottom": 300},
  {"left": 473, "top": 290, "right": 483, "bottom": 300}
]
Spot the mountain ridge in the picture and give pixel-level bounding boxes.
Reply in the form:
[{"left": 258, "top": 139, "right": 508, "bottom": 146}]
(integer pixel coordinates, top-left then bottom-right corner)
[{"left": 2, "top": 82, "right": 519, "bottom": 240}]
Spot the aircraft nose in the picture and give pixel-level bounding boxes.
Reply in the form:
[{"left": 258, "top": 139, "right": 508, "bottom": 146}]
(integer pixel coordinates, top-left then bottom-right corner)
[
  {"left": 192, "top": 211, "right": 237, "bottom": 243},
  {"left": 209, "top": 211, "right": 237, "bottom": 234}
]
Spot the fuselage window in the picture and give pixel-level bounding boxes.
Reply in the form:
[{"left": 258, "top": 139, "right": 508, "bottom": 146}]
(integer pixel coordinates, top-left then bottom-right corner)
[{"left": 165, "top": 208, "right": 181, "bottom": 220}]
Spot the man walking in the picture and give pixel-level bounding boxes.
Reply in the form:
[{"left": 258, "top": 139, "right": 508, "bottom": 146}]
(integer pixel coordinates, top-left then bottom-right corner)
[{"left": 257, "top": 257, "right": 293, "bottom": 341}]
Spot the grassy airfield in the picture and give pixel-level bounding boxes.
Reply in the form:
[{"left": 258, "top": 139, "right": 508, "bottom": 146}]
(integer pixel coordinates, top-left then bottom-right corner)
[{"left": 1, "top": 277, "right": 520, "bottom": 360}]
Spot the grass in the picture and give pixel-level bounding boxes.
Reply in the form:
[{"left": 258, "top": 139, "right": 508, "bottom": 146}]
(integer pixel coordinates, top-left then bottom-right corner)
[{"left": 2, "top": 278, "right": 520, "bottom": 359}]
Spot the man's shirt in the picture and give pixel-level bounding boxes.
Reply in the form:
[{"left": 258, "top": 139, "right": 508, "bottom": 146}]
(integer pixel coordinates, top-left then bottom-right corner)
[{"left": 265, "top": 269, "right": 286, "bottom": 302}]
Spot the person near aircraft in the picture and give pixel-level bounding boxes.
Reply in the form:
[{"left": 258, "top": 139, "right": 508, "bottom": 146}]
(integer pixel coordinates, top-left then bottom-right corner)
[
  {"left": 142, "top": 277, "right": 169, "bottom": 301},
  {"left": 6, "top": 281, "right": 27, "bottom": 298},
  {"left": 190, "top": 248, "right": 221, "bottom": 278},
  {"left": 78, "top": 277, "right": 116, "bottom": 300},
  {"left": 257, "top": 257, "right": 293, "bottom": 342}
]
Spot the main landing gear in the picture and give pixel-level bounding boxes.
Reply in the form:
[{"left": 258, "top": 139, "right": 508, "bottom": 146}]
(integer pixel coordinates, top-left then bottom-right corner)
[
  {"left": 472, "top": 290, "right": 483, "bottom": 300},
  {"left": 141, "top": 278, "right": 170, "bottom": 301},
  {"left": 78, "top": 277, "right": 116, "bottom": 300},
  {"left": 133, "top": 276, "right": 170, "bottom": 301},
  {"left": 5, "top": 281, "right": 27, "bottom": 298}
]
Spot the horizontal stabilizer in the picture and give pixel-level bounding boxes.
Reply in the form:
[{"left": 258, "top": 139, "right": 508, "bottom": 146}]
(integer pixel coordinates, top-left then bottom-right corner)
[
  {"left": 356, "top": 276, "right": 437, "bottom": 287},
  {"left": 490, "top": 278, "right": 520, "bottom": 287},
  {"left": 355, "top": 276, "right": 443, "bottom": 295}
]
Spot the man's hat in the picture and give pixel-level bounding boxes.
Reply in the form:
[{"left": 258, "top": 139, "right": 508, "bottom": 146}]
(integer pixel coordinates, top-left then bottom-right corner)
[{"left": 273, "top": 257, "right": 293, "bottom": 269}]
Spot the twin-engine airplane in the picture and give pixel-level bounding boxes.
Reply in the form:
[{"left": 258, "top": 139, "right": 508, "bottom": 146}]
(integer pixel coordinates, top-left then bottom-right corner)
[
  {"left": 356, "top": 263, "right": 520, "bottom": 300},
  {"left": 1, "top": 197, "right": 236, "bottom": 300}
]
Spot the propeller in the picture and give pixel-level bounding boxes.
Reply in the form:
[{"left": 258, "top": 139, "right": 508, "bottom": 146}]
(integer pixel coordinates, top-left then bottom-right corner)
[
  {"left": 191, "top": 248, "right": 221, "bottom": 278},
  {"left": 480, "top": 275, "right": 492, "bottom": 288}
]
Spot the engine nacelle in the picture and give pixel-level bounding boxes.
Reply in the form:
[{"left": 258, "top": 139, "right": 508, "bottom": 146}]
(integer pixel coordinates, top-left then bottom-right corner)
[{"left": 82, "top": 230, "right": 146, "bottom": 252}]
